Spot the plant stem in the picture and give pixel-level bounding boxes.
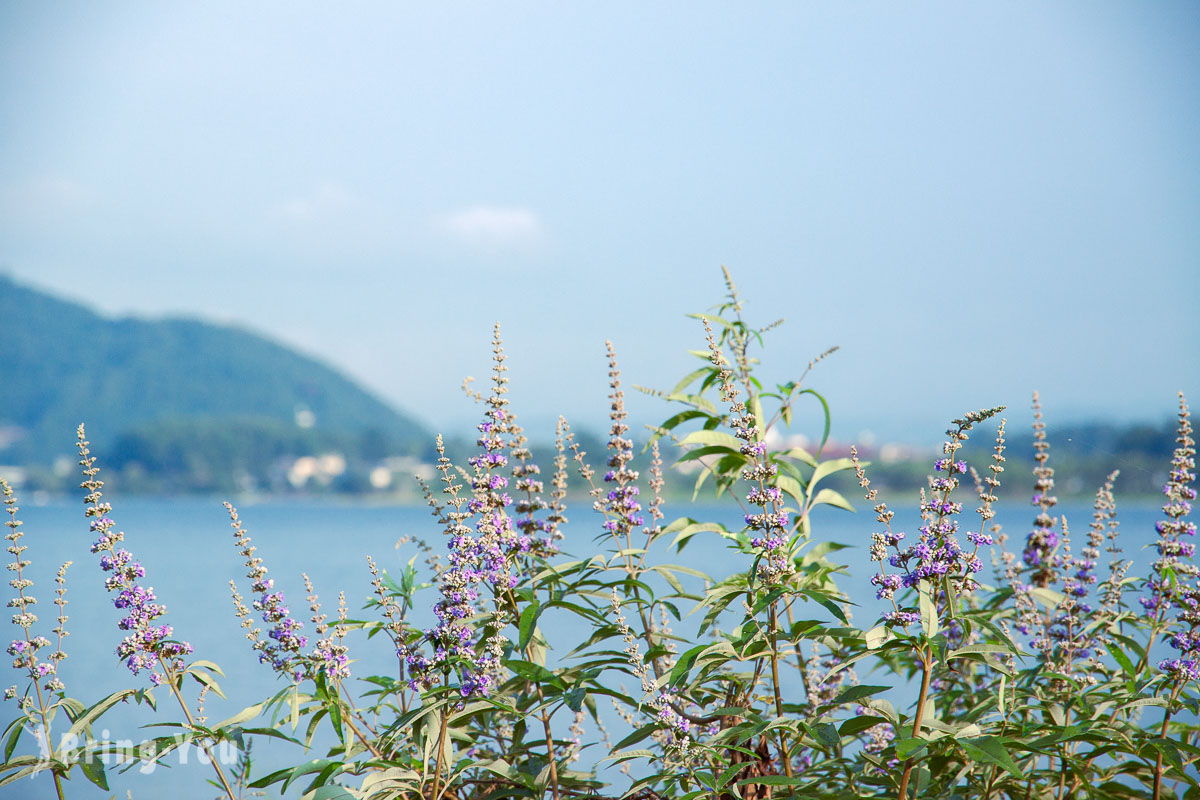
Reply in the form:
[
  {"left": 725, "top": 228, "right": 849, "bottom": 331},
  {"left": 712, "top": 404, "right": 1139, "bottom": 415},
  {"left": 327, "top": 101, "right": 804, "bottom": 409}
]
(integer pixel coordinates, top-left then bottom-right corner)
[
  {"left": 31, "top": 680, "right": 65, "bottom": 800},
  {"left": 537, "top": 689, "right": 562, "bottom": 800},
  {"left": 1055, "top": 706, "right": 1071, "bottom": 800},
  {"left": 768, "top": 602, "right": 792, "bottom": 778},
  {"left": 340, "top": 689, "right": 386, "bottom": 759},
  {"left": 161, "top": 664, "right": 237, "bottom": 800},
  {"left": 1154, "top": 682, "right": 1183, "bottom": 800},
  {"left": 431, "top": 707, "right": 448, "bottom": 800},
  {"left": 897, "top": 650, "right": 933, "bottom": 800}
]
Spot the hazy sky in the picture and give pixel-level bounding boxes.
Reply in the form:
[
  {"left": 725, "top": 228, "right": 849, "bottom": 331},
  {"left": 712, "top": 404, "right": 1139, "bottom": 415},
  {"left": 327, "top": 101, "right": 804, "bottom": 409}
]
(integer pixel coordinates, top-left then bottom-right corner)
[{"left": 2, "top": 2, "right": 1197, "bottom": 444}]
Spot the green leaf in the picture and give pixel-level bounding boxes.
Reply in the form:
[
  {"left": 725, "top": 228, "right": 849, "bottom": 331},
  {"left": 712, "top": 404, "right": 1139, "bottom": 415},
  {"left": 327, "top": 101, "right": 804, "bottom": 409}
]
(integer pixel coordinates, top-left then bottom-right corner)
[
  {"left": 214, "top": 702, "right": 264, "bottom": 730},
  {"left": 799, "top": 589, "right": 849, "bottom": 624},
  {"left": 687, "top": 312, "right": 732, "bottom": 330},
  {"left": 186, "top": 659, "right": 225, "bottom": 676},
  {"left": 307, "top": 787, "right": 357, "bottom": 800},
  {"left": 812, "top": 721, "right": 840, "bottom": 748},
  {"left": 959, "top": 736, "right": 1021, "bottom": 778},
  {"left": 1030, "top": 586, "right": 1066, "bottom": 609},
  {"left": 862, "top": 697, "right": 898, "bottom": 724},
  {"left": 776, "top": 475, "right": 806, "bottom": 507},
  {"left": 823, "top": 649, "right": 877, "bottom": 683},
  {"left": 840, "top": 715, "right": 889, "bottom": 737},
  {"left": 188, "top": 666, "right": 227, "bottom": 699},
  {"left": 896, "top": 737, "right": 927, "bottom": 759},
  {"left": 2, "top": 717, "right": 24, "bottom": 763},
  {"left": 677, "top": 445, "right": 739, "bottom": 463},
  {"left": 1107, "top": 641, "right": 1136, "bottom": 676},
  {"left": 668, "top": 644, "right": 708, "bottom": 687},
  {"left": 289, "top": 687, "right": 301, "bottom": 731},
  {"left": 809, "top": 457, "right": 856, "bottom": 489},
  {"left": 737, "top": 775, "right": 806, "bottom": 786},
  {"left": 564, "top": 687, "right": 586, "bottom": 713},
  {"left": 865, "top": 625, "right": 891, "bottom": 649},
  {"left": 611, "top": 723, "right": 657, "bottom": 752},
  {"left": 505, "top": 659, "right": 560, "bottom": 688},
  {"left": 1121, "top": 697, "right": 1167, "bottom": 711},
  {"left": 63, "top": 689, "right": 138, "bottom": 744},
  {"left": 0, "top": 763, "right": 56, "bottom": 788},
  {"left": 919, "top": 581, "right": 939, "bottom": 639},
  {"left": 810, "top": 488, "right": 854, "bottom": 512},
  {"left": 664, "top": 392, "right": 718, "bottom": 414},
  {"left": 651, "top": 565, "right": 686, "bottom": 595},
  {"left": 80, "top": 755, "right": 108, "bottom": 790},
  {"left": 781, "top": 445, "right": 818, "bottom": 467},
  {"left": 474, "top": 758, "right": 519, "bottom": 781},
  {"left": 797, "top": 388, "right": 832, "bottom": 449},
  {"left": 830, "top": 685, "right": 891, "bottom": 707},
  {"left": 947, "top": 644, "right": 1010, "bottom": 659},
  {"left": 669, "top": 370, "right": 715, "bottom": 398},
  {"left": 596, "top": 748, "right": 655, "bottom": 766},
  {"left": 680, "top": 430, "right": 744, "bottom": 450},
  {"left": 518, "top": 601, "right": 544, "bottom": 651}
]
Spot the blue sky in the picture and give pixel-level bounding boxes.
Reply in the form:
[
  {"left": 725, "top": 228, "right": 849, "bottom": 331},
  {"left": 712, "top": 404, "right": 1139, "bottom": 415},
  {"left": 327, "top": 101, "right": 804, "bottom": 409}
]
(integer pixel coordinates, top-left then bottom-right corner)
[{"left": 1, "top": 2, "right": 1197, "bottom": 444}]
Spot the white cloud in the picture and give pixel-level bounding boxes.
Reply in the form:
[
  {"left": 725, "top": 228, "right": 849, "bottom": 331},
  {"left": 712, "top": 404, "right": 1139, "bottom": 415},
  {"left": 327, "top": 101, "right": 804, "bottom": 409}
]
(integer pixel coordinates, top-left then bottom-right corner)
[
  {"left": 277, "top": 183, "right": 357, "bottom": 223},
  {"left": 435, "top": 205, "right": 544, "bottom": 247}
]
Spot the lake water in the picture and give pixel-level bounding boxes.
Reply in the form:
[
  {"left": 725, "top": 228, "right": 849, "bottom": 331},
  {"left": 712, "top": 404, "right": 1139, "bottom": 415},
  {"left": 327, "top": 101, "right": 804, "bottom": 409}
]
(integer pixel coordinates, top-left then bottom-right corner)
[{"left": 0, "top": 494, "right": 1168, "bottom": 799}]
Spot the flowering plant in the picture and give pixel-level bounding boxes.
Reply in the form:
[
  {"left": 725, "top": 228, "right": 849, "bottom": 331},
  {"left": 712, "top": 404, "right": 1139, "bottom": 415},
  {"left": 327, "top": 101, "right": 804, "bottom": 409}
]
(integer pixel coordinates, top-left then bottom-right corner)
[{"left": 0, "top": 273, "right": 1194, "bottom": 800}]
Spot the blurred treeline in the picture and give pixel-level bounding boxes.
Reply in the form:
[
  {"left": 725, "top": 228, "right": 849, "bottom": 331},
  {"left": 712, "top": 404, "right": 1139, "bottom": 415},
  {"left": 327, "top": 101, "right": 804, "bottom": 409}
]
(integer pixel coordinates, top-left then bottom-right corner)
[{"left": 11, "top": 416, "right": 1175, "bottom": 501}]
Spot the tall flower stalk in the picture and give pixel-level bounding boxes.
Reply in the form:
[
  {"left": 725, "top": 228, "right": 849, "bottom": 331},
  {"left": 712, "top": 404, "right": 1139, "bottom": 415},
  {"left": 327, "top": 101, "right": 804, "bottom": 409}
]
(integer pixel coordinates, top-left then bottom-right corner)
[
  {"left": 700, "top": 312, "right": 800, "bottom": 777},
  {"left": 1146, "top": 394, "right": 1196, "bottom": 800},
  {"left": 1022, "top": 393, "right": 1060, "bottom": 589},
  {"left": 407, "top": 327, "right": 572, "bottom": 798},
  {"left": 225, "top": 503, "right": 308, "bottom": 678},
  {"left": 2, "top": 479, "right": 69, "bottom": 800},
  {"left": 76, "top": 425, "right": 237, "bottom": 800},
  {"left": 855, "top": 408, "right": 1004, "bottom": 800}
]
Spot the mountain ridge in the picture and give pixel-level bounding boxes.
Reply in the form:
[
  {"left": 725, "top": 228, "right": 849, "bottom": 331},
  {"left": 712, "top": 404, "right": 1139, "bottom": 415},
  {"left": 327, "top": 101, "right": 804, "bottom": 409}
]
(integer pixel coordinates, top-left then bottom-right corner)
[{"left": 0, "top": 273, "right": 430, "bottom": 470}]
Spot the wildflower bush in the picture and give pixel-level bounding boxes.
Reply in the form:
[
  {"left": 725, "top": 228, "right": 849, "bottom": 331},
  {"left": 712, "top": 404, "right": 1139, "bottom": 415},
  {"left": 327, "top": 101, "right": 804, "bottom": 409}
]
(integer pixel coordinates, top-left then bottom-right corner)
[{"left": 2, "top": 271, "right": 1197, "bottom": 799}]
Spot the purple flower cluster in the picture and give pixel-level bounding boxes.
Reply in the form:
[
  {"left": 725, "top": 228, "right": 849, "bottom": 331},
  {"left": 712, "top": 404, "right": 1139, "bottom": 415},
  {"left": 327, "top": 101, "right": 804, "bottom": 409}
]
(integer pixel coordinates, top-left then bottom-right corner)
[
  {"left": 1027, "top": 513, "right": 1110, "bottom": 674},
  {"left": 1144, "top": 400, "right": 1199, "bottom": 618},
  {"left": 656, "top": 698, "right": 692, "bottom": 752},
  {"left": 4, "top": 479, "right": 69, "bottom": 696},
  {"left": 856, "top": 704, "right": 897, "bottom": 766},
  {"left": 1022, "top": 396, "right": 1060, "bottom": 586},
  {"left": 595, "top": 343, "right": 645, "bottom": 542},
  {"left": 313, "top": 635, "right": 350, "bottom": 680},
  {"left": 512, "top": 449, "right": 562, "bottom": 555},
  {"left": 702, "top": 324, "right": 794, "bottom": 584},
  {"left": 227, "top": 503, "right": 309, "bottom": 677},
  {"left": 886, "top": 472, "right": 981, "bottom": 587},
  {"left": 91, "top": 516, "right": 191, "bottom": 686},
  {"left": 738, "top": 436, "right": 793, "bottom": 585},
  {"left": 410, "top": 340, "right": 550, "bottom": 699},
  {"left": 863, "top": 409, "right": 1003, "bottom": 633},
  {"left": 252, "top": 584, "right": 307, "bottom": 672},
  {"left": 6, "top": 637, "right": 53, "bottom": 685},
  {"left": 1152, "top": 395, "right": 1199, "bottom": 681}
]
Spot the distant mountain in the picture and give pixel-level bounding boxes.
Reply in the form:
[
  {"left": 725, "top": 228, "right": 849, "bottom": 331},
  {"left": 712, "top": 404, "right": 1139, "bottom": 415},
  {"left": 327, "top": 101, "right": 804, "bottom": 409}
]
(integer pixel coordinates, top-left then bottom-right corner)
[{"left": 0, "top": 274, "right": 430, "bottom": 489}]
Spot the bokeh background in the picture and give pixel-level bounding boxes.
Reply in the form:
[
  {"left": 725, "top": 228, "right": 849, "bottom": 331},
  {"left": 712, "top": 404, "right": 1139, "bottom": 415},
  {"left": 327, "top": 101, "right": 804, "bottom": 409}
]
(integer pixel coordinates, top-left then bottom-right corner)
[{"left": 3, "top": 2, "right": 1197, "bottom": 444}]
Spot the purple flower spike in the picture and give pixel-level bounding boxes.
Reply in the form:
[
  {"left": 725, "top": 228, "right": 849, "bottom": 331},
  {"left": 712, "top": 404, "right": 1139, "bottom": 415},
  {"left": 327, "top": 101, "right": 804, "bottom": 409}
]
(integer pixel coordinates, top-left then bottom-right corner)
[
  {"left": 78, "top": 430, "right": 192, "bottom": 687},
  {"left": 1149, "top": 395, "right": 1200, "bottom": 681}
]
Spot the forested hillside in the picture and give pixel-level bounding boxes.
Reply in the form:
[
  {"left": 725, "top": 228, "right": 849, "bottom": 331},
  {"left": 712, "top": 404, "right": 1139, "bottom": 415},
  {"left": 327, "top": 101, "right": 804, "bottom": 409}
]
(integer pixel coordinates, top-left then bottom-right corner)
[{"left": 0, "top": 274, "right": 429, "bottom": 491}]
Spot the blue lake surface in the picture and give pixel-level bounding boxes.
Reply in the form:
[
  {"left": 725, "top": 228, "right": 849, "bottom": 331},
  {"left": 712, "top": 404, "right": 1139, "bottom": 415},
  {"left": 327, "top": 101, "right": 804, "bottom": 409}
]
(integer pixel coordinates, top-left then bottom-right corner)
[{"left": 0, "top": 494, "right": 1168, "bottom": 799}]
